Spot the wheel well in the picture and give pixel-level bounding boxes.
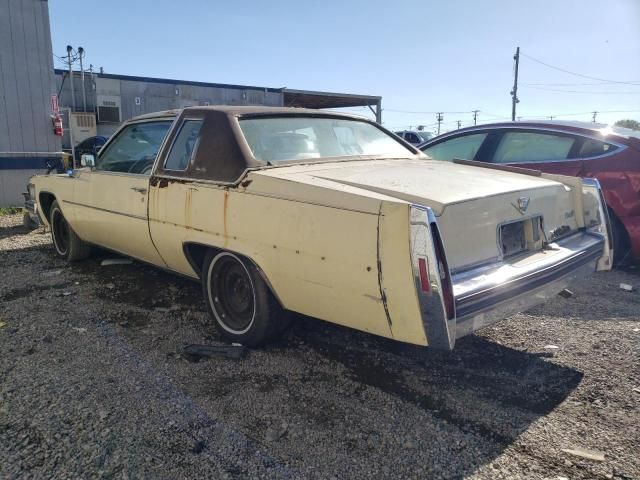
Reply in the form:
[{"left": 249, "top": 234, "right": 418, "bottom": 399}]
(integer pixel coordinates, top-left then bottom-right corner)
[
  {"left": 39, "top": 192, "right": 56, "bottom": 223},
  {"left": 183, "top": 242, "right": 284, "bottom": 307},
  {"left": 183, "top": 242, "right": 222, "bottom": 279}
]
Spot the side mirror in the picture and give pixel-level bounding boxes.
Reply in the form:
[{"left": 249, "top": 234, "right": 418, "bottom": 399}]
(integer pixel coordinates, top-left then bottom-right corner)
[{"left": 80, "top": 153, "right": 95, "bottom": 167}]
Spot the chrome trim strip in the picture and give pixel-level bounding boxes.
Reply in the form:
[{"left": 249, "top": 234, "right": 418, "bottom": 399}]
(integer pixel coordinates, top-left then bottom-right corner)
[
  {"left": 581, "top": 177, "right": 613, "bottom": 270},
  {"left": 455, "top": 259, "right": 597, "bottom": 340},
  {"left": 452, "top": 231, "right": 604, "bottom": 319},
  {"left": 63, "top": 200, "right": 147, "bottom": 221},
  {"left": 160, "top": 116, "right": 203, "bottom": 172},
  {"left": 79, "top": 170, "right": 150, "bottom": 179},
  {"left": 90, "top": 116, "right": 177, "bottom": 175},
  {"left": 409, "top": 205, "right": 456, "bottom": 350}
]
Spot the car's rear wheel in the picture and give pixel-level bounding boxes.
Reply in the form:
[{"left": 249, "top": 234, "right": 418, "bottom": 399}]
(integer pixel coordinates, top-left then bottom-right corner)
[
  {"left": 50, "top": 200, "right": 91, "bottom": 261},
  {"left": 202, "top": 251, "right": 284, "bottom": 347}
]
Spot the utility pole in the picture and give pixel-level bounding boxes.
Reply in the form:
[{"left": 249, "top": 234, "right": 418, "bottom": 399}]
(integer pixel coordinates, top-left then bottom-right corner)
[
  {"left": 510, "top": 46, "right": 520, "bottom": 121},
  {"left": 456, "top": 120, "right": 462, "bottom": 129},
  {"left": 592, "top": 111, "right": 598, "bottom": 123},
  {"left": 436, "top": 112, "right": 444, "bottom": 135},
  {"left": 66, "top": 45, "right": 75, "bottom": 112},
  {"left": 472, "top": 110, "right": 480, "bottom": 126},
  {"left": 78, "top": 47, "right": 87, "bottom": 112}
]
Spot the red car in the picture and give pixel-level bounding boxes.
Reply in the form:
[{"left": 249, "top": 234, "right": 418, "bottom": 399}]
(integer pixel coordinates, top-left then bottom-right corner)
[{"left": 420, "top": 121, "right": 640, "bottom": 264}]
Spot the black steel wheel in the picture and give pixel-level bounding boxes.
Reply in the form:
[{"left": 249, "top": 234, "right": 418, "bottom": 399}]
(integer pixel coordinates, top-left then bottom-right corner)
[
  {"left": 49, "top": 200, "right": 90, "bottom": 261},
  {"left": 202, "top": 251, "right": 285, "bottom": 346}
]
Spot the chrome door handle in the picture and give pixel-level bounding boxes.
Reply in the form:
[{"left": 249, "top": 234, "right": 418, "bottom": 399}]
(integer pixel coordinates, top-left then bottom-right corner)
[{"left": 131, "top": 187, "right": 147, "bottom": 194}]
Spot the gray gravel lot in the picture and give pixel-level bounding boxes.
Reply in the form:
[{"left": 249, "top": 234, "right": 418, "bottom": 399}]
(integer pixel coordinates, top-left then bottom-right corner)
[{"left": 1, "top": 212, "right": 639, "bottom": 479}]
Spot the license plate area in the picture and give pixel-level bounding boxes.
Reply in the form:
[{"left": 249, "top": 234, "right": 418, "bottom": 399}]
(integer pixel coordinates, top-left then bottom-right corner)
[{"left": 499, "top": 216, "right": 542, "bottom": 258}]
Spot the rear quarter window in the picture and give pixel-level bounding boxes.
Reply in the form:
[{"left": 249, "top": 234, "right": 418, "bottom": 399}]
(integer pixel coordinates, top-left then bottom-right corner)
[{"left": 578, "top": 138, "right": 618, "bottom": 158}]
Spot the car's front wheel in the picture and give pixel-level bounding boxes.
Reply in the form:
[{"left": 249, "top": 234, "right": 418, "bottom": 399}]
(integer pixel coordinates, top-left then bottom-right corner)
[
  {"left": 202, "top": 251, "right": 284, "bottom": 347},
  {"left": 50, "top": 200, "right": 91, "bottom": 261}
]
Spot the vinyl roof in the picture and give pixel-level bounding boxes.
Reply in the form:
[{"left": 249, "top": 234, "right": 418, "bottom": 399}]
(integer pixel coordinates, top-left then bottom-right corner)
[{"left": 131, "top": 105, "right": 371, "bottom": 121}]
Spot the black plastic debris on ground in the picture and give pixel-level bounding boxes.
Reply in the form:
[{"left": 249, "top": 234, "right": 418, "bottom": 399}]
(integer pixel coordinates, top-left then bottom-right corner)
[{"left": 182, "top": 344, "right": 248, "bottom": 362}]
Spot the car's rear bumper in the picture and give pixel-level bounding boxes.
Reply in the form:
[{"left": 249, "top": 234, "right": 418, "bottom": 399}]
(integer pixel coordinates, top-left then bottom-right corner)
[{"left": 452, "top": 231, "right": 604, "bottom": 340}]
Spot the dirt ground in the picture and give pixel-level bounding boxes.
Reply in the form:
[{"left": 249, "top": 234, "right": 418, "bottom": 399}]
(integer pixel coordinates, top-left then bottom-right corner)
[{"left": 1, "top": 212, "right": 638, "bottom": 479}]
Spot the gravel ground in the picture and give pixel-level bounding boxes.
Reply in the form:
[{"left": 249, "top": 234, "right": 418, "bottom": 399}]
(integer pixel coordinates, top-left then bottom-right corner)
[{"left": 1, "top": 212, "right": 639, "bottom": 479}]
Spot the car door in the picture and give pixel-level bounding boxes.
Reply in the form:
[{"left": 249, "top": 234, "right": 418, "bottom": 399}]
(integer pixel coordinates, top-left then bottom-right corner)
[
  {"left": 70, "top": 118, "right": 174, "bottom": 265},
  {"left": 147, "top": 114, "right": 207, "bottom": 275},
  {"left": 481, "top": 128, "right": 584, "bottom": 176}
]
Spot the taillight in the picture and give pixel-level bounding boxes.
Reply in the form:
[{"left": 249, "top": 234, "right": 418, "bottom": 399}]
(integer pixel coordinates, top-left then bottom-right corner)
[
  {"left": 418, "top": 257, "right": 430, "bottom": 292},
  {"left": 431, "top": 224, "right": 455, "bottom": 320}
]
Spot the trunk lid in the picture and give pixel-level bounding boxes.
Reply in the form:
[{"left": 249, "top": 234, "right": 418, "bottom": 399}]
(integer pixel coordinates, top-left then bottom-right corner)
[{"left": 257, "top": 158, "right": 580, "bottom": 270}]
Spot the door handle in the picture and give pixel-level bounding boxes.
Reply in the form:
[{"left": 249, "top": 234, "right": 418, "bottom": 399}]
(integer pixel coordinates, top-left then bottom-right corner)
[{"left": 131, "top": 187, "right": 148, "bottom": 194}]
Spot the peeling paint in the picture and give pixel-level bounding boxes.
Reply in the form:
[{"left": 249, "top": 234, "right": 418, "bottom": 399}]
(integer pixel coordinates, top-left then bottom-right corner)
[{"left": 363, "top": 294, "right": 383, "bottom": 303}]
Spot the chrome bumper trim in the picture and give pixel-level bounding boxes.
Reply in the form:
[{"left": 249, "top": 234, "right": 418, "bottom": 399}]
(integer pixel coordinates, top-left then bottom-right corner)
[{"left": 452, "top": 231, "right": 604, "bottom": 338}]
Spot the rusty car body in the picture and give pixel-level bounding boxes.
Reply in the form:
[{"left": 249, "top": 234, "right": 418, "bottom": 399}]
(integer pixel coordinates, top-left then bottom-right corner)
[{"left": 29, "top": 107, "right": 612, "bottom": 349}]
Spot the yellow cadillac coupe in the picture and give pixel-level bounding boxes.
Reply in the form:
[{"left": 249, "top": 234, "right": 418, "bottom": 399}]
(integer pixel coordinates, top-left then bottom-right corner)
[{"left": 28, "top": 107, "right": 612, "bottom": 349}]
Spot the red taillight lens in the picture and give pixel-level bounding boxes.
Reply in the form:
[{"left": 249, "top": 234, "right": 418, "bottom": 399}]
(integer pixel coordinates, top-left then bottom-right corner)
[{"left": 418, "top": 257, "right": 430, "bottom": 292}]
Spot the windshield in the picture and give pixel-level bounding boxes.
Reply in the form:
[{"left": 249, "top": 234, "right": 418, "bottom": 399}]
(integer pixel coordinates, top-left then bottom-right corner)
[{"left": 238, "top": 117, "right": 414, "bottom": 163}]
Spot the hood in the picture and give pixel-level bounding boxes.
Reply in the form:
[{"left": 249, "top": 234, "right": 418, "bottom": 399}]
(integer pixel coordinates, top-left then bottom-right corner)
[{"left": 255, "top": 158, "right": 564, "bottom": 215}]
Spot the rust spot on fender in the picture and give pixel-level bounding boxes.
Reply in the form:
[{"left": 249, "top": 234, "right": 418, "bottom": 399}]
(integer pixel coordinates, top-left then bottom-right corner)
[
  {"left": 150, "top": 177, "right": 194, "bottom": 189},
  {"left": 185, "top": 187, "right": 193, "bottom": 226}
]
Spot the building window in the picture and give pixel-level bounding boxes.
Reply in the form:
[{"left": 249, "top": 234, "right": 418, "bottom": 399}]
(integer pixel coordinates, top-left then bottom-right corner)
[{"left": 97, "top": 106, "right": 121, "bottom": 123}]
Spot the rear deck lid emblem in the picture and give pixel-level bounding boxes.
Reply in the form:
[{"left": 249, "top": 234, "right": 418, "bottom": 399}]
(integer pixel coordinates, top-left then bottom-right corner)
[{"left": 515, "top": 196, "right": 530, "bottom": 214}]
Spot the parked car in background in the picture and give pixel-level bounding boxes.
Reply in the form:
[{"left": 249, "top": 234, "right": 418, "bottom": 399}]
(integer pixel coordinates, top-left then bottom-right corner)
[
  {"left": 27, "top": 107, "right": 611, "bottom": 350},
  {"left": 74, "top": 135, "right": 108, "bottom": 164},
  {"left": 395, "top": 130, "right": 433, "bottom": 145},
  {"left": 420, "top": 121, "right": 640, "bottom": 264}
]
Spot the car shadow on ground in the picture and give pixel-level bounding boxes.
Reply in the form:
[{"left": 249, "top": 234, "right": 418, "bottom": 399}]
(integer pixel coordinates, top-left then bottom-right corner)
[
  {"left": 266, "top": 313, "right": 583, "bottom": 477},
  {"left": 0, "top": 222, "right": 31, "bottom": 240}
]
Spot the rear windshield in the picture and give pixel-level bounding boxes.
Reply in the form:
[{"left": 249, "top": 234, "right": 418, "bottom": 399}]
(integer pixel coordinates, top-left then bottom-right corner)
[{"left": 238, "top": 117, "right": 413, "bottom": 163}]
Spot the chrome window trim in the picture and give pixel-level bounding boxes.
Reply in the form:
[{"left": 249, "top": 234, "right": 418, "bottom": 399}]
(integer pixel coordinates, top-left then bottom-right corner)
[
  {"left": 84, "top": 170, "right": 150, "bottom": 179},
  {"left": 422, "top": 125, "right": 628, "bottom": 163},
  {"left": 161, "top": 117, "right": 205, "bottom": 172},
  {"left": 93, "top": 117, "right": 176, "bottom": 175}
]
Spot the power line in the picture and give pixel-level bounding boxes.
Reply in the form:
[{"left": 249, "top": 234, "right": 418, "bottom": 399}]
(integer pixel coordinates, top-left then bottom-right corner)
[
  {"left": 522, "top": 81, "right": 637, "bottom": 87},
  {"left": 522, "top": 85, "right": 640, "bottom": 95},
  {"left": 520, "top": 52, "right": 640, "bottom": 86},
  {"left": 384, "top": 108, "right": 472, "bottom": 114}
]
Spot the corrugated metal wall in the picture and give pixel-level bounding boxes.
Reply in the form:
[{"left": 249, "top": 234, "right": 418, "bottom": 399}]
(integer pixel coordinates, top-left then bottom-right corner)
[
  {"left": 0, "top": 0, "right": 61, "bottom": 206},
  {"left": 55, "top": 72, "right": 285, "bottom": 140}
]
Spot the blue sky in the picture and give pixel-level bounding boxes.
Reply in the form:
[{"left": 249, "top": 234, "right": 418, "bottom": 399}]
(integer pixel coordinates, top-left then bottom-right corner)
[{"left": 49, "top": 0, "right": 640, "bottom": 134}]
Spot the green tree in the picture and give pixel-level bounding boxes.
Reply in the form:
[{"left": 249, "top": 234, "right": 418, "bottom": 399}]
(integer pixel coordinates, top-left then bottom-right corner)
[{"left": 614, "top": 119, "right": 640, "bottom": 130}]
